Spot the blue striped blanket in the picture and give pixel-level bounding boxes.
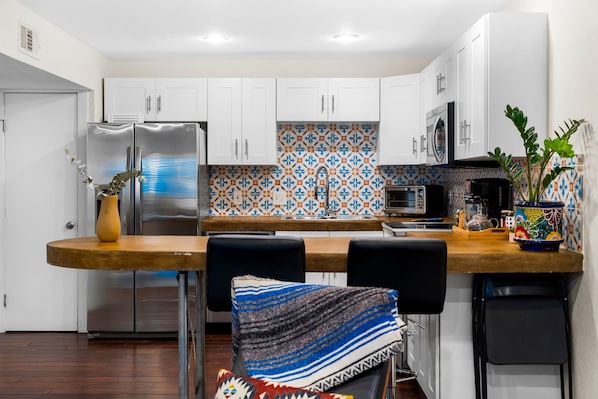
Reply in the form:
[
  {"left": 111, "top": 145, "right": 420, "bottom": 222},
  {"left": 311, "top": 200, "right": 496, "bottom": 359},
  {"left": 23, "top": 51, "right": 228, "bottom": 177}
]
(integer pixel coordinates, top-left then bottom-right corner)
[{"left": 231, "top": 275, "right": 406, "bottom": 391}]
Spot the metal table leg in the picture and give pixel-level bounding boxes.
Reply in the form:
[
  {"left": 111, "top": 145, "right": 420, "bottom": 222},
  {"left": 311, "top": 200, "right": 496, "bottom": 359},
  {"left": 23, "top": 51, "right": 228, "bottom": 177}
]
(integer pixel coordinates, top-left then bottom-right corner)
[
  {"left": 177, "top": 272, "right": 189, "bottom": 399},
  {"left": 195, "top": 271, "right": 206, "bottom": 399}
]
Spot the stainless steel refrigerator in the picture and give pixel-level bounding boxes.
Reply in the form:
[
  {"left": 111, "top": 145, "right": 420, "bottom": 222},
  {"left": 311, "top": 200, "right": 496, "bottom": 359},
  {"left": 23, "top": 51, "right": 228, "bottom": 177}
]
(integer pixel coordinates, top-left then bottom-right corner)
[{"left": 86, "top": 122, "right": 208, "bottom": 335}]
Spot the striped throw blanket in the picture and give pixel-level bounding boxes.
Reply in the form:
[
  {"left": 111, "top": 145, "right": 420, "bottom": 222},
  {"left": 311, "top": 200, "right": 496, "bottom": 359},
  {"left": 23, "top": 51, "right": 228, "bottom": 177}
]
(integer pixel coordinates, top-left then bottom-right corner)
[{"left": 231, "top": 275, "right": 406, "bottom": 391}]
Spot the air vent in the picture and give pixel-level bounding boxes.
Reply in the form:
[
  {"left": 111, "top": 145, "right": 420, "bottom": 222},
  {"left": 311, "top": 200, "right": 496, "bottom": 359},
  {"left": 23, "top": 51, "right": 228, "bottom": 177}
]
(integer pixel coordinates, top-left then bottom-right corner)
[
  {"left": 108, "top": 114, "right": 145, "bottom": 123},
  {"left": 18, "top": 23, "right": 39, "bottom": 59}
]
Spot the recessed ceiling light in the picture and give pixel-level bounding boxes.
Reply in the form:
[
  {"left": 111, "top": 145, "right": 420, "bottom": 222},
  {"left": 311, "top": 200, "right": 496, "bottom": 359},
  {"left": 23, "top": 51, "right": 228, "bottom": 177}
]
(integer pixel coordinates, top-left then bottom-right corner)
[
  {"left": 332, "top": 33, "right": 360, "bottom": 43},
  {"left": 202, "top": 34, "right": 230, "bottom": 44}
]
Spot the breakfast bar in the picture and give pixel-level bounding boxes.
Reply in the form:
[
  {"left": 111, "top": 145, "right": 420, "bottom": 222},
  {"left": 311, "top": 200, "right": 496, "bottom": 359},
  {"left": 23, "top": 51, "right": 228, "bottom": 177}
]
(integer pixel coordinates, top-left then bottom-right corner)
[{"left": 46, "top": 234, "right": 583, "bottom": 399}]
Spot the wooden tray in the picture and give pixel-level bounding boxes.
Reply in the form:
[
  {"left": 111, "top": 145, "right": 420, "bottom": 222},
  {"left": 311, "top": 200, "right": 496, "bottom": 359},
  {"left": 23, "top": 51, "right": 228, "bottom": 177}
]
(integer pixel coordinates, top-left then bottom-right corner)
[{"left": 452, "top": 225, "right": 510, "bottom": 240}]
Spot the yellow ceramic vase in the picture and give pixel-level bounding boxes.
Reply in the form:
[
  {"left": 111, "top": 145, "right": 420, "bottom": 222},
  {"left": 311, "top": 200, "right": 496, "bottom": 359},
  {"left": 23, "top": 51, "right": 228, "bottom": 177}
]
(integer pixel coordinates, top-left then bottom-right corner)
[{"left": 96, "top": 195, "right": 121, "bottom": 242}]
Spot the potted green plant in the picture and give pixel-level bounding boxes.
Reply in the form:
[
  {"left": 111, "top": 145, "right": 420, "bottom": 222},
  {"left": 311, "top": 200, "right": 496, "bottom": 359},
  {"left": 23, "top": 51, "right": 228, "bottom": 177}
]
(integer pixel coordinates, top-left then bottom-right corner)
[
  {"left": 66, "top": 149, "right": 144, "bottom": 241},
  {"left": 488, "top": 105, "right": 585, "bottom": 250}
]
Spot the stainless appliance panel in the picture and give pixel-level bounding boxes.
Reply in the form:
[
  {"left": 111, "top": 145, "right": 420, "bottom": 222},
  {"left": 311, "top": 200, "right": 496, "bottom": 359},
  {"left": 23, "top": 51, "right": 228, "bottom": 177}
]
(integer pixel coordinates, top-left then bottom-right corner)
[
  {"left": 133, "top": 123, "right": 200, "bottom": 332},
  {"left": 135, "top": 271, "right": 197, "bottom": 332},
  {"left": 426, "top": 104, "right": 449, "bottom": 165},
  {"left": 135, "top": 123, "right": 199, "bottom": 236},
  {"left": 87, "top": 123, "right": 135, "bottom": 333},
  {"left": 86, "top": 122, "right": 207, "bottom": 335},
  {"left": 87, "top": 270, "right": 135, "bottom": 332}
]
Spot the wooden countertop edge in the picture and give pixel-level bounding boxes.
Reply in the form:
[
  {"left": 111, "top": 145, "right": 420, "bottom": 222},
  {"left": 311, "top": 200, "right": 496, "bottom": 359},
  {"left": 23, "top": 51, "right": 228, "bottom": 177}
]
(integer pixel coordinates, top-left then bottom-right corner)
[{"left": 47, "top": 235, "right": 583, "bottom": 274}]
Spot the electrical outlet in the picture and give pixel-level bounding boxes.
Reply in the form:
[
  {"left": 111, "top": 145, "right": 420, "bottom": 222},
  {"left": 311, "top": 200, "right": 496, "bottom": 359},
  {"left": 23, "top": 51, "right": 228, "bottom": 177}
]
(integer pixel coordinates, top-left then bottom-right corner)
[
  {"left": 273, "top": 188, "right": 286, "bottom": 205},
  {"left": 233, "top": 189, "right": 242, "bottom": 205}
]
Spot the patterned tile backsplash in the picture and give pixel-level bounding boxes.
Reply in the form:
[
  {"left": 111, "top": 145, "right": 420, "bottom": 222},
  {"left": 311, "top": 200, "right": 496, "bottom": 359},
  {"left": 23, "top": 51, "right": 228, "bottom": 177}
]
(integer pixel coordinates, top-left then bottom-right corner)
[{"left": 209, "top": 123, "right": 583, "bottom": 252}]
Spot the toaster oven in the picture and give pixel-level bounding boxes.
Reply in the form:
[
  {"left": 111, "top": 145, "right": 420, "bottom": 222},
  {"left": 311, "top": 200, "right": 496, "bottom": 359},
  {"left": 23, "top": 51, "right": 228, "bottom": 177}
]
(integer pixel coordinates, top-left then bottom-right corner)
[{"left": 384, "top": 185, "right": 445, "bottom": 216}]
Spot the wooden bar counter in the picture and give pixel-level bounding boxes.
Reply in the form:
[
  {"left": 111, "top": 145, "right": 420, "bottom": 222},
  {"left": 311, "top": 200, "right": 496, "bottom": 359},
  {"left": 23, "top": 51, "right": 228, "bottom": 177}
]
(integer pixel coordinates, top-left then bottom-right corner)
[
  {"left": 47, "top": 233, "right": 583, "bottom": 274},
  {"left": 45, "top": 233, "right": 583, "bottom": 399}
]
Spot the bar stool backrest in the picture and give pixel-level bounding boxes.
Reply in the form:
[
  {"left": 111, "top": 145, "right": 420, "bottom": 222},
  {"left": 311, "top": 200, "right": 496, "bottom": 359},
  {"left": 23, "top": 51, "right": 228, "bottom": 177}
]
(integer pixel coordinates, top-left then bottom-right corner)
[
  {"left": 347, "top": 237, "right": 448, "bottom": 314},
  {"left": 205, "top": 234, "right": 306, "bottom": 312}
]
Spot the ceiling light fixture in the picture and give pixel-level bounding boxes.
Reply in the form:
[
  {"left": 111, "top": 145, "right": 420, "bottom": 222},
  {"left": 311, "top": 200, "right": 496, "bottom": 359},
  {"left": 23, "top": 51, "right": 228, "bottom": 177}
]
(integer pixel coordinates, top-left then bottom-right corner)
[
  {"left": 202, "top": 34, "right": 230, "bottom": 44},
  {"left": 332, "top": 33, "right": 360, "bottom": 43}
]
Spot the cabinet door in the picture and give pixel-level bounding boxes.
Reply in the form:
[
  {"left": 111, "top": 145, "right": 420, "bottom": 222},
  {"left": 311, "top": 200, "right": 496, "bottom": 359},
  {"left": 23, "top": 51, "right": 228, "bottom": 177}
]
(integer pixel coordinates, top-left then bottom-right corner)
[
  {"left": 453, "top": 33, "right": 471, "bottom": 160},
  {"left": 329, "top": 78, "right": 380, "bottom": 121},
  {"left": 242, "top": 78, "right": 277, "bottom": 165},
  {"left": 155, "top": 78, "right": 207, "bottom": 121},
  {"left": 421, "top": 63, "right": 436, "bottom": 114},
  {"left": 306, "top": 272, "right": 330, "bottom": 285},
  {"left": 104, "top": 78, "right": 155, "bottom": 122},
  {"left": 418, "top": 314, "right": 440, "bottom": 399},
  {"left": 378, "top": 75, "right": 422, "bottom": 165},
  {"left": 277, "top": 78, "right": 328, "bottom": 121},
  {"left": 207, "top": 78, "right": 242, "bottom": 164},
  {"left": 466, "top": 17, "right": 488, "bottom": 159}
]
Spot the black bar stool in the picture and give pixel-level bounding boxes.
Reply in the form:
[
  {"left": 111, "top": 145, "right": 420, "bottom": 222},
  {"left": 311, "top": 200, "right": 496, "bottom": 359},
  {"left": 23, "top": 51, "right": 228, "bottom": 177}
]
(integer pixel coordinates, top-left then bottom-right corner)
[
  {"left": 205, "top": 234, "right": 306, "bottom": 312},
  {"left": 346, "top": 237, "right": 448, "bottom": 399},
  {"left": 472, "top": 273, "right": 572, "bottom": 399}
]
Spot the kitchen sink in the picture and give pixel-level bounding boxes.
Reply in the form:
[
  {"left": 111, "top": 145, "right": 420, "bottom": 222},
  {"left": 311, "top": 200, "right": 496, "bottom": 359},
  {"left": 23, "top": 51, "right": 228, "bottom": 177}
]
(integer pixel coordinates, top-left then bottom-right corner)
[{"left": 281, "top": 214, "right": 377, "bottom": 221}]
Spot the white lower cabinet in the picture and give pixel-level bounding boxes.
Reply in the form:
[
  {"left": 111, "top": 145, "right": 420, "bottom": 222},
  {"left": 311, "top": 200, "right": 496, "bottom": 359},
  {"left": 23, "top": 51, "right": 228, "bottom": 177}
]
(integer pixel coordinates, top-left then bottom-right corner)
[
  {"left": 275, "top": 230, "right": 383, "bottom": 286},
  {"left": 406, "top": 314, "right": 440, "bottom": 399}
]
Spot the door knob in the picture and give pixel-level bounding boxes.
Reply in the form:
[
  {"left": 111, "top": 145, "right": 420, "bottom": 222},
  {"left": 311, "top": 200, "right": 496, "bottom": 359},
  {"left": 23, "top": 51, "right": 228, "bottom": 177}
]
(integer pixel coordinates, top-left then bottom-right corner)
[{"left": 65, "top": 221, "right": 75, "bottom": 230}]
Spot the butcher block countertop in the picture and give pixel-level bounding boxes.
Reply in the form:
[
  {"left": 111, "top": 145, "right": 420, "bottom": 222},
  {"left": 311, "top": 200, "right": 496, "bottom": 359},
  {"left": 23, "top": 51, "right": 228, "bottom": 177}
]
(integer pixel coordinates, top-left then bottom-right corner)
[{"left": 47, "top": 234, "right": 583, "bottom": 274}]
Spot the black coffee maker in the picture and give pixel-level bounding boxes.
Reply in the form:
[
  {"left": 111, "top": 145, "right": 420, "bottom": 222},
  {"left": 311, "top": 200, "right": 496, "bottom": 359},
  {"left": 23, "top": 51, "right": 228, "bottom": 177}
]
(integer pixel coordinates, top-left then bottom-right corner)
[{"left": 466, "top": 178, "right": 513, "bottom": 220}]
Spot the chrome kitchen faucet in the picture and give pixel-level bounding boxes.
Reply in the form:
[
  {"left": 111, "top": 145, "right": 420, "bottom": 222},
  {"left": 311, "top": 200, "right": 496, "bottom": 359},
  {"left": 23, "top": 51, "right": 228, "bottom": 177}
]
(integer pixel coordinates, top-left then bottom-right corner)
[{"left": 316, "top": 165, "right": 330, "bottom": 217}]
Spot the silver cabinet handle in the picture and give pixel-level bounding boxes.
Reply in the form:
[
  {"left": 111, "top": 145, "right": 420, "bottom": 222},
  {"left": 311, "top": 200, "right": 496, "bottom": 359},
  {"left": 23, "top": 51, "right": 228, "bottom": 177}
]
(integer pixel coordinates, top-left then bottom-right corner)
[
  {"left": 412, "top": 137, "right": 417, "bottom": 154},
  {"left": 157, "top": 95, "right": 162, "bottom": 113},
  {"left": 146, "top": 95, "right": 151, "bottom": 113},
  {"left": 460, "top": 120, "right": 471, "bottom": 143},
  {"left": 332, "top": 94, "right": 335, "bottom": 114},
  {"left": 321, "top": 95, "right": 325, "bottom": 114},
  {"left": 420, "top": 135, "right": 426, "bottom": 152},
  {"left": 65, "top": 221, "right": 75, "bottom": 229},
  {"left": 245, "top": 139, "right": 249, "bottom": 158},
  {"left": 235, "top": 139, "right": 239, "bottom": 159}
]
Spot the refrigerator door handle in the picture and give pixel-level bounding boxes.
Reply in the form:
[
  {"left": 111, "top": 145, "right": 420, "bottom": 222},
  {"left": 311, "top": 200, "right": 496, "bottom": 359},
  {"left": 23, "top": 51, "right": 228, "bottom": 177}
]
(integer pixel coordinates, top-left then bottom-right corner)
[
  {"left": 134, "top": 146, "right": 142, "bottom": 235},
  {"left": 126, "top": 146, "right": 135, "bottom": 234}
]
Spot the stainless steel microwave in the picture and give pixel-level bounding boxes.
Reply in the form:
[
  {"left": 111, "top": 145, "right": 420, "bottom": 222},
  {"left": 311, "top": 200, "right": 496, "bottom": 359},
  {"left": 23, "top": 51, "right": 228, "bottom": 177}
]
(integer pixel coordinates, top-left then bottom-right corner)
[{"left": 384, "top": 185, "right": 445, "bottom": 216}]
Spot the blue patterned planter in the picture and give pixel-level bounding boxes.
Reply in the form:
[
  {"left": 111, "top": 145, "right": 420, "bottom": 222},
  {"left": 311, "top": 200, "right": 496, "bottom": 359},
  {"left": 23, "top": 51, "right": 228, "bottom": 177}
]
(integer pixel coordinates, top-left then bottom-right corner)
[{"left": 513, "top": 201, "right": 564, "bottom": 251}]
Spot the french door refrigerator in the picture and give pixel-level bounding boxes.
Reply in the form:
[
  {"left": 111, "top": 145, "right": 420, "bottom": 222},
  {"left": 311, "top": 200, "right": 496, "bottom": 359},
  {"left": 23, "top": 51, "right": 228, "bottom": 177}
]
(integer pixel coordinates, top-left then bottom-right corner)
[{"left": 86, "top": 122, "right": 208, "bottom": 335}]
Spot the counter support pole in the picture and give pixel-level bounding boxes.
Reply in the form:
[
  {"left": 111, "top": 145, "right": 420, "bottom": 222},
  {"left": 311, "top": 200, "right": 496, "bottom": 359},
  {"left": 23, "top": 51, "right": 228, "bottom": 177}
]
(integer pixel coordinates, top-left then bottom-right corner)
[
  {"left": 195, "top": 271, "right": 206, "bottom": 399},
  {"left": 177, "top": 272, "right": 189, "bottom": 399}
]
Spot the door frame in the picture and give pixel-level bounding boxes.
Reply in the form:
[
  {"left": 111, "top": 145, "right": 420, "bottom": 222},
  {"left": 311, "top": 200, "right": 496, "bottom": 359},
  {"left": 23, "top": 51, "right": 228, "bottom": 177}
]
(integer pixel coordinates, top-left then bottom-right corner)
[{"left": 0, "top": 90, "right": 90, "bottom": 332}]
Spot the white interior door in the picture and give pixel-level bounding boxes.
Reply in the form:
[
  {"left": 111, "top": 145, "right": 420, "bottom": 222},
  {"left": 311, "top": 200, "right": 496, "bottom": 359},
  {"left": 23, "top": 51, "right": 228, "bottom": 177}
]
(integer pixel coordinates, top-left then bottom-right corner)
[{"left": 3, "top": 93, "right": 78, "bottom": 331}]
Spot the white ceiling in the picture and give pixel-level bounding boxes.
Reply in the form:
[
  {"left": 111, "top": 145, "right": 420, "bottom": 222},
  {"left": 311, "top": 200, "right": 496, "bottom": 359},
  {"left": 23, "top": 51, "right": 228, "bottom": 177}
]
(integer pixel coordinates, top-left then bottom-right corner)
[{"left": 17, "top": 0, "right": 510, "bottom": 59}]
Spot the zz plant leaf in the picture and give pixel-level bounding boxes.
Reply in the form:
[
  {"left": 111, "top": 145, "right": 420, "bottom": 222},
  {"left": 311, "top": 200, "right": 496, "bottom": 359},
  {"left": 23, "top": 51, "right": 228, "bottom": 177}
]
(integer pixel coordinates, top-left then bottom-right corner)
[{"left": 488, "top": 105, "right": 585, "bottom": 203}]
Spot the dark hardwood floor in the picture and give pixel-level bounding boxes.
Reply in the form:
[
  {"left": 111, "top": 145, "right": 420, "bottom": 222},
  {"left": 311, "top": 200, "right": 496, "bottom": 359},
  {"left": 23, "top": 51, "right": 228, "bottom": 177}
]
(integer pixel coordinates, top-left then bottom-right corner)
[{"left": 0, "top": 332, "right": 426, "bottom": 399}]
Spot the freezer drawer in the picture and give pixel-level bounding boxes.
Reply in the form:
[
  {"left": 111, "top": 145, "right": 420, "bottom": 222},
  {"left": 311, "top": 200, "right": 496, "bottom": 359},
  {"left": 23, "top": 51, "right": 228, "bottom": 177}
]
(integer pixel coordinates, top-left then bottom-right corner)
[
  {"left": 135, "top": 271, "right": 197, "bottom": 332},
  {"left": 87, "top": 270, "right": 134, "bottom": 332}
]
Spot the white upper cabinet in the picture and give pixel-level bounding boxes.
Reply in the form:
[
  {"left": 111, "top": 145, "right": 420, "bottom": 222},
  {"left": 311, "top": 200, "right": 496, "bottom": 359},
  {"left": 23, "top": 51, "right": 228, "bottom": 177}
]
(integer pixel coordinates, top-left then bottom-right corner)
[
  {"left": 207, "top": 78, "right": 276, "bottom": 165},
  {"left": 276, "top": 78, "right": 328, "bottom": 121},
  {"left": 0, "top": 93, "right": 5, "bottom": 119},
  {"left": 452, "top": 13, "right": 547, "bottom": 161},
  {"left": 103, "top": 78, "right": 207, "bottom": 122},
  {"left": 377, "top": 74, "right": 424, "bottom": 165},
  {"left": 422, "top": 50, "right": 454, "bottom": 114},
  {"left": 154, "top": 78, "right": 208, "bottom": 121},
  {"left": 277, "top": 78, "right": 379, "bottom": 122},
  {"left": 328, "top": 78, "right": 380, "bottom": 121},
  {"left": 104, "top": 78, "right": 155, "bottom": 122}
]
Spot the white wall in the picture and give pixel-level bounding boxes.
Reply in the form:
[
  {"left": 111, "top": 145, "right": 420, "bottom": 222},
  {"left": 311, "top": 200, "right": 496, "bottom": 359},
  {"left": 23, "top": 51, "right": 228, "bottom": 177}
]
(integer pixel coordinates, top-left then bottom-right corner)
[
  {"left": 0, "top": 0, "right": 110, "bottom": 121},
  {"left": 499, "top": 1, "right": 598, "bottom": 398},
  {"left": 107, "top": 57, "right": 427, "bottom": 78}
]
